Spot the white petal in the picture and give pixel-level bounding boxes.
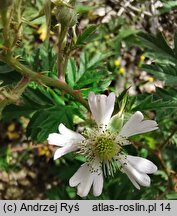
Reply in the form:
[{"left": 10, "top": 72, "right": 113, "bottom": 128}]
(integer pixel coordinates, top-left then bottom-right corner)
[
  {"left": 106, "top": 92, "right": 116, "bottom": 123},
  {"left": 92, "top": 172, "right": 103, "bottom": 196},
  {"left": 69, "top": 163, "right": 94, "bottom": 197},
  {"left": 88, "top": 92, "right": 106, "bottom": 126},
  {"left": 69, "top": 161, "right": 103, "bottom": 197},
  {"left": 59, "top": 123, "right": 85, "bottom": 141},
  {"left": 54, "top": 145, "right": 77, "bottom": 160},
  {"left": 88, "top": 92, "right": 115, "bottom": 128},
  {"left": 118, "top": 155, "right": 151, "bottom": 188},
  {"left": 69, "top": 164, "right": 88, "bottom": 187},
  {"left": 119, "top": 111, "right": 158, "bottom": 137},
  {"left": 47, "top": 133, "right": 66, "bottom": 146},
  {"left": 122, "top": 162, "right": 151, "bottom": 187},
  {"left": 124, "top": 170, "right": 140, "bottom": 190},
  {"left": 47, "top": 124, "right": 84, "bottom": 148},
  {"left": 77, "top": 176, "right": 94, "bottom": 197},
  {"left": 126, "top": 155, "right": 157, "bottom": 174}
]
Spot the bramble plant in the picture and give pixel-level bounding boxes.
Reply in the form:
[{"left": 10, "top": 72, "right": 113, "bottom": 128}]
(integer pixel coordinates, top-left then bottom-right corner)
[{"left": 0, "top": 0, "right": 177, "bottom": 199}]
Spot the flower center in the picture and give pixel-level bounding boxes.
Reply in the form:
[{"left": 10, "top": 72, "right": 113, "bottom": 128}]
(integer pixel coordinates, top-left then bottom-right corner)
[
  {"left": 94, "top": 136, "right": 119, "bottom": 161},
  {"left": 78, "top": 128, "right": 123, "bottom": 176}
]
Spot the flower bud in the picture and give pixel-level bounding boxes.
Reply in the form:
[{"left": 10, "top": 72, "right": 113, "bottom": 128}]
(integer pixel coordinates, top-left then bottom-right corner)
[
  {"left": 55, "top": 5, "right": 77, "bottom": 27},
  {"left": 51, "top": 0, "right": 70, "bottom": 6},
  {"left": 108, "top": 113, "right": 124, "bottom": 132}
]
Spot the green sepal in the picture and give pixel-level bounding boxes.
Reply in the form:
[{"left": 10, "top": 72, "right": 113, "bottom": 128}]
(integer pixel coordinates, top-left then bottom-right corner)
[{"left": 108, "top": 113, "right": 124, "bottom": 133}]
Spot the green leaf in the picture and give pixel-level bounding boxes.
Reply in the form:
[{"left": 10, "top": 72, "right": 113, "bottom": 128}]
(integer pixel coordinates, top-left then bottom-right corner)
[
  {"left": 159, "top": 1, "right": 177, "bottom": 14},
  {"left": 155, "top": 87, "right": 177, "bottom": 101},
  {"left": 76, "top": 70, "right": 111, "bottom": 89},
  {"left": 0, "top": 156, "right": 8, "bottom": 170},
  {"left": 76, "top": 25, "right": 98, "bottom": 45},
  {"left": 142, "top": 63, "right": 177, "bottom": 86},
  {"left": 138, "top": 32, "right": 177, "bottom": 63},
  {"left": 115, "top": 88, "right": 130, "bottom": 112},
  {"left": 66, "top": 58, "right": 77, "bottom": 88},
  {"left": 76, "top": 4, "right": 95, "bottom": 14},
  {"left": 80, "top": 77, "right": 111, "bottom": 96},
  {"left": 66, "top": 52, "right": 113, "bottom": 89},
  {"left": 0, "top": 68, "right": 22, "bottom": 85},
  {"left": 0, "top": 64, "right": 14, "bottom": 73},
  {"left": 132, "top": 95, "right": 177, "bottom": 111},
  {"left": 166, "top": 192, "right": 177, "bottom": 199},
  {"left": 86, "top": 52, "right": 112, "bottom": 69},
  {"left": 27, "top": 105, "right": 74, "bottom": 142},
  {"left": 76, "top": 51, "right": 112, "bottom": 83},
  {"left": 118, "top": 27, "right": 139, "bottom": 39},
  {"left": 2, "top": 86, "right": 61, "bottom": 120},
  {"left": 23, "top": 87, "right": 53, "bottom": 106},
  {"left": 2, "top": 104, "right": 40, "bottom": 120}
]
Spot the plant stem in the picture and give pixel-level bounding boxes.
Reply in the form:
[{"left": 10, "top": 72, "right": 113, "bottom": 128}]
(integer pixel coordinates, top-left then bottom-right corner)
[
  {"left": 0, "top": 55, "right": 89, "bottom": 110},
  {"left": 57, "top": 25, "right": 68, "bottom": 81},
  {"left": 1, "top": 8, "right": 11, "bottom": 51},
  {"left": 14, "top": 76, "right": 29, "bottom": 93}
]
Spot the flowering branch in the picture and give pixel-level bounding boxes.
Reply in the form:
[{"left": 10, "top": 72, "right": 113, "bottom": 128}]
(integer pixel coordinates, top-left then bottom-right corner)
[{"left": 0, "top": 54, "right": 89, "bottom": 110}]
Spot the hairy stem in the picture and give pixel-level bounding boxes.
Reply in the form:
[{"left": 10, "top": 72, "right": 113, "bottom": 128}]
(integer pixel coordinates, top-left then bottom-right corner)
[
  {"left": 57, "top": 26, "right": 68, "bottom": 81},
  {"left": 1, "top": 8, "right": 11, "bottom": 51},
  {"left": 0, "top": 55, "right": 89, "bottom": 109}
]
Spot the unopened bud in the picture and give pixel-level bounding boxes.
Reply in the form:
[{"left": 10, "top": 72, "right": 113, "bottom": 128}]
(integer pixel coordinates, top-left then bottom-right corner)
[
  {"left": 51, "top": 0, "right": 70, "bottom": 6},
  {"left": 108, "top": 113, "right": 124, "bottom": 132},
  {"left": 55, "top": 5, "right": 77, "bottom": 27},
  {"left": 52, "top": 0, "right": 77, "bottom": 27}
]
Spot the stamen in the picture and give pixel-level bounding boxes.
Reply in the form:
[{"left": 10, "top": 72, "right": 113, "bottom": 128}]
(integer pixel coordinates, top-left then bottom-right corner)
[{"left": 77, "top": 127, "right": 129, "bottom": 177}]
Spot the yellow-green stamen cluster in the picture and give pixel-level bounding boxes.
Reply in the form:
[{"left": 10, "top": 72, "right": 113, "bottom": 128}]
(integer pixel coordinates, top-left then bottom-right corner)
[
  {"left": 94, "top": 136, "right": 120, "bottom": 161},
  {"left": 79, "top": 128, "right": 122, "bottom": 165},
  {"left": 77, "top": 127, "right": 127, "bottom": 176}
]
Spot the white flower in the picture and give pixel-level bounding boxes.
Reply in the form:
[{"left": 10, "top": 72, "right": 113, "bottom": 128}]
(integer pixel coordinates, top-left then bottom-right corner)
[{"left": 47, "top": 92, "right": 158, "bottom": 197}]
